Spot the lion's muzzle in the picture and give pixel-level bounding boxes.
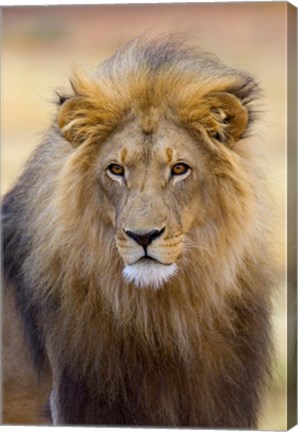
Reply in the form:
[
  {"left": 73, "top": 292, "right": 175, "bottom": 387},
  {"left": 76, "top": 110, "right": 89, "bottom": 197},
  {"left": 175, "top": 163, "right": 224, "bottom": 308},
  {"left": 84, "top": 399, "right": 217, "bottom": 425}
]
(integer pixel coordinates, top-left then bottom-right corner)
[{"left": 116, "top": 225, "right": 182, "bottom": 288}]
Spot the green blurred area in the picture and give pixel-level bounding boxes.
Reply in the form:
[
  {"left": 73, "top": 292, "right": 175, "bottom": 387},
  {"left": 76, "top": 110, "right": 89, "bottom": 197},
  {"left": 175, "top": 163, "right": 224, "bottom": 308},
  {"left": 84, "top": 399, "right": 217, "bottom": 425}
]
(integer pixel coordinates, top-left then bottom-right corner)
[{"left": 2, "top": 4, "right": 290, "bottom": 429}]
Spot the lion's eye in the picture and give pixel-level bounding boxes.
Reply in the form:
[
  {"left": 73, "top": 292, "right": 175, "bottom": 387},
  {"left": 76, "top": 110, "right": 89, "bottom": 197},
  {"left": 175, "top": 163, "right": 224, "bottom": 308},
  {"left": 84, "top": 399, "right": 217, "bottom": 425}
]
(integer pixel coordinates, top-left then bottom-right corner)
[
  {"left": 171, "top": 163, "right": 190, "bottom": 176},
  {"left": 108, "top": 164, "right": 125, "bottom": 176}
]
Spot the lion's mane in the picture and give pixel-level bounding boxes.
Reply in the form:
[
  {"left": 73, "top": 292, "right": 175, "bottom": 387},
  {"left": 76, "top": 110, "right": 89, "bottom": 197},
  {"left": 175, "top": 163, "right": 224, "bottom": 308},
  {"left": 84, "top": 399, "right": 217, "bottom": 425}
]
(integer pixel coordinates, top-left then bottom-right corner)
[{"left": 3, "top": 35, "right": 275, "bottom": 427}]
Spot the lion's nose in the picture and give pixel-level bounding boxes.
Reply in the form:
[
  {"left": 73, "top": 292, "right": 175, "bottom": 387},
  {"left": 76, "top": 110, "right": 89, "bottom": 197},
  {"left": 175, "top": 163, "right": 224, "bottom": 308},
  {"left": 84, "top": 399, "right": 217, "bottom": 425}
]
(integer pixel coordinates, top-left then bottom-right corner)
[{"left": 125, "top": 228, "right": 165, "bottom": 248}]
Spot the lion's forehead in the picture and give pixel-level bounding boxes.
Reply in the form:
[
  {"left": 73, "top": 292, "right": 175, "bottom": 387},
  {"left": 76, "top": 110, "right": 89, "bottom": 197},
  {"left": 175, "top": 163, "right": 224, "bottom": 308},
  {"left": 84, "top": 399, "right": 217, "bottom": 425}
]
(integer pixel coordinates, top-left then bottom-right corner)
[{"left": 103, "top": 117, "right": 199, "bottom": 167}]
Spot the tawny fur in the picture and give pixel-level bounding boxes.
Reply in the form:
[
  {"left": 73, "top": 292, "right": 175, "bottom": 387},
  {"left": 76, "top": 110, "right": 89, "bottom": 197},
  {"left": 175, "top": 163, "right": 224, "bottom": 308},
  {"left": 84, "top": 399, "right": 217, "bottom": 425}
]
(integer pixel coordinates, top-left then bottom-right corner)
[{"left": 3, "top": 35, "right": 275, "bottom": 427}]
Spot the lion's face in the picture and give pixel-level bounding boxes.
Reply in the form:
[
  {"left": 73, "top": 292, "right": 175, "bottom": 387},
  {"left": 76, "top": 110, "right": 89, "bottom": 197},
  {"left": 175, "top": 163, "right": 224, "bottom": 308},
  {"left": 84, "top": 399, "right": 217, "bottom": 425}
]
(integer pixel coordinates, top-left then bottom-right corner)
[{"left": 97, "top": 118, "right": 207, "bottom": 288}]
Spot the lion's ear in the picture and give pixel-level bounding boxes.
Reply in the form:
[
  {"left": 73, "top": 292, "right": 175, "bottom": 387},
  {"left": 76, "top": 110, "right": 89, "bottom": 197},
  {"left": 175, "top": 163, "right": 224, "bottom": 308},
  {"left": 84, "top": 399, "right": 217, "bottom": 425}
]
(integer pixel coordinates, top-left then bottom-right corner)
[
  {"left": 57, "top": 74, "right": 100, "bottom": 148},
  {"left": 57, "top": 74, "right": 125, "bottom": 148},
  {"left": 57, "top": 96, "right": 84, "bottom": 148},
  {"left": 203, "top": 92, "right": 248, "bottom": 147},
  {"left": 57, "top": 97, "right": 79, "bottom": 147}
]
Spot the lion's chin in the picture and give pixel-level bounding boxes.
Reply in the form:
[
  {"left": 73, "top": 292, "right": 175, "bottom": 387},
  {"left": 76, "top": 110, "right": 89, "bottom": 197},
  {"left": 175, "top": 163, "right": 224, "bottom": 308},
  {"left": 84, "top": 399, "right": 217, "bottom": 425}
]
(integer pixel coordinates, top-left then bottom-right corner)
[{"left": 122, "top": 260, "right": 178, "bottom": 289}]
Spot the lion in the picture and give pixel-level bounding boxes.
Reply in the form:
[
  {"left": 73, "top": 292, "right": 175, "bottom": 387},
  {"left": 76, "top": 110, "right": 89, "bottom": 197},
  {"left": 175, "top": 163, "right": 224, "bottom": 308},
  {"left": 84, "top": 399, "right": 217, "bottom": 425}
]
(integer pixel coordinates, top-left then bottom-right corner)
[{"left": 2, "top": 35, "right": 275, "bottom": 427}]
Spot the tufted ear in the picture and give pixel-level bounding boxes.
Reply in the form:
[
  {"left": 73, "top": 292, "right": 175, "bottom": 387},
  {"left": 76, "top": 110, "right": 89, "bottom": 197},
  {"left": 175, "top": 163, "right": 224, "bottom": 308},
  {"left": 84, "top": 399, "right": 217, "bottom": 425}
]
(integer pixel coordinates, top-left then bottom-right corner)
[
  {"left": 57, "top": 95, "right": 87, "bottom": 148},
  {"left": 57, "top": 74, "right": 126, "bottom": 148},
  {"left": 203, "top": 92, "right": 248, "bottom": 147}
]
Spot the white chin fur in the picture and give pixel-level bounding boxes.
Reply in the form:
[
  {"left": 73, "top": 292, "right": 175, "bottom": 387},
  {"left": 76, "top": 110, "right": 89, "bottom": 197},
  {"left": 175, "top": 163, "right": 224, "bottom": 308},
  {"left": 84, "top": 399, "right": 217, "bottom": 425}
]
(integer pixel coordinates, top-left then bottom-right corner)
[{"left": 123, "top": 261, "right": 178, "bottom": 289}]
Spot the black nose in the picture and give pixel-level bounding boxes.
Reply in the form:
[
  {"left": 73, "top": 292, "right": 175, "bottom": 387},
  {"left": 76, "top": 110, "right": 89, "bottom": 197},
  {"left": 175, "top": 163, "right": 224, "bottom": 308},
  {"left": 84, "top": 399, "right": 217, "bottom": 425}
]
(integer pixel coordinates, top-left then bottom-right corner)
[{"left": 125, "top": 228, "right": 165, "bottom": 248}]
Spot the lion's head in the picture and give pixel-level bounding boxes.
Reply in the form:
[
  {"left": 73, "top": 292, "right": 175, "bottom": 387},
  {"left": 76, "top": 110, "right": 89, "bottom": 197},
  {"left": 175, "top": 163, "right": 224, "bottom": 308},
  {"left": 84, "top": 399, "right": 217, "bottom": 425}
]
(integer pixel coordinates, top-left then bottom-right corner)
[{"left": 43, "top": 36, "right": 262, "bottom": 293}]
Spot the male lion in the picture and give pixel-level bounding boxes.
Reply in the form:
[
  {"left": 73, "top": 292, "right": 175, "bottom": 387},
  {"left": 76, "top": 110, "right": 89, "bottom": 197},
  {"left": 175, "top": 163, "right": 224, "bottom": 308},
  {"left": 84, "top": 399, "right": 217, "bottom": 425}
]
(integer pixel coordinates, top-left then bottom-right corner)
[{"left": 2, "top": 36, "right": 274, "bottom": 427}]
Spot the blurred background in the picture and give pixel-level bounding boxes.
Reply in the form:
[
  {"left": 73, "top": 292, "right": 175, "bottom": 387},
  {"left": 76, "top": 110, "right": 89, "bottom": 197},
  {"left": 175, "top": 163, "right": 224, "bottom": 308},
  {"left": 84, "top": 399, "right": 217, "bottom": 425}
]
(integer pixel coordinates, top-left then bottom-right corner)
[{"left": 2, "top": 3, "right": 291, "bottom": 429}]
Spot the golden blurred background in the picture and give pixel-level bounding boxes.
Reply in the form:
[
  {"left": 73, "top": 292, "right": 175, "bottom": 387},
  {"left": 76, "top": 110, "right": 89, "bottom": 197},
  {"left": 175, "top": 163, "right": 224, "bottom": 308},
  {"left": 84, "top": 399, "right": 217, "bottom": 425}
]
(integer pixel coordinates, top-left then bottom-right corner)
[{"left": 2, "top": 3, "right": 290, "bottom": 429}]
